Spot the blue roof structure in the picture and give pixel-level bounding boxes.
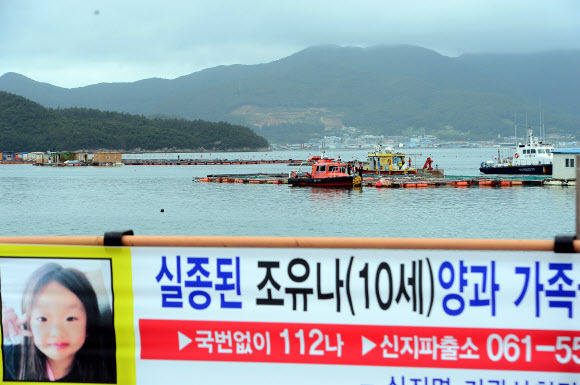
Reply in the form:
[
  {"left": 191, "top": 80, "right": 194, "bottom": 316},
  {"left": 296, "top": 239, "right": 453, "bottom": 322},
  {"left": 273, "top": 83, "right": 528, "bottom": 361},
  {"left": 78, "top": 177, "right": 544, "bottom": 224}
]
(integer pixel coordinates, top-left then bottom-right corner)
[{"left": 553, "top": 149, "right": 580, "bottom": 154}]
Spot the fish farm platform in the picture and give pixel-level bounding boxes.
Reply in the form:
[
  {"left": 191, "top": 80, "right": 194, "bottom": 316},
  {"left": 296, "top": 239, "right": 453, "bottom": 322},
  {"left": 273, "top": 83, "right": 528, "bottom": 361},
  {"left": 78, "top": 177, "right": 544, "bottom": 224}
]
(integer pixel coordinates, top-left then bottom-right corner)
[{"left": 193, "top": 174, "right": 575, "bottom": 188}]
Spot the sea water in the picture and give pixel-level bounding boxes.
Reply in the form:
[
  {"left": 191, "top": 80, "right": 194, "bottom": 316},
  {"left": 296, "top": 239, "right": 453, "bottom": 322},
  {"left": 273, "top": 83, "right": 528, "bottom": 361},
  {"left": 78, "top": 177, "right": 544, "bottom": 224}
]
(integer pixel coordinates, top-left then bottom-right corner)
[{"left": 0, "top": 148, "right": 574, "bottom": 239}]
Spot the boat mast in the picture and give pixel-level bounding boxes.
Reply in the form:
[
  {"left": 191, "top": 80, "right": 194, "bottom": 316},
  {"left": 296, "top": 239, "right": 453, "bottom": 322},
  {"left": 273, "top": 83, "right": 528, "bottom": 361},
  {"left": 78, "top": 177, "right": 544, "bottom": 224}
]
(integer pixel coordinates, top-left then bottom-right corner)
[
  {"left": 514, "top": 112, "right": 517, "bottom": 146},
  {"left": 539, "top": 97, "right": 543, "bottom": 143},
  {"left": 542, "top": 115, "right": 545, "bottom": 143},
  {"left": 540, "top": 110, "right": 546, "bottom": 144}
]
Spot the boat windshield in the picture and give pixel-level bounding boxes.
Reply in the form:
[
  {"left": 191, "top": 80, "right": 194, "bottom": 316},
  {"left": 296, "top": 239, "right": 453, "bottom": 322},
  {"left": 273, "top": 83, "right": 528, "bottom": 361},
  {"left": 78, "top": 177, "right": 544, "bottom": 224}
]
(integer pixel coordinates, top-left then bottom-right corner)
[
  {"left": 328, "top": 165, "right": 339, "bottom": 172},
  {"left": 316, "top": 165, "right": 326, "bottom": 172},
  {"left": 538, "top": 149, "right": 545, "bottom": 153}
]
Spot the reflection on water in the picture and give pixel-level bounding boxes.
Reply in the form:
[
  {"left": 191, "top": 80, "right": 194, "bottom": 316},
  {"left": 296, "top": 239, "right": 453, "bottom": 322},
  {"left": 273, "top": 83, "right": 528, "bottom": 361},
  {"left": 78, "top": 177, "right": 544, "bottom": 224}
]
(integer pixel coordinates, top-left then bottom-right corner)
[{"left": 0, "top": 149, "right": 575, "bottom": 239}]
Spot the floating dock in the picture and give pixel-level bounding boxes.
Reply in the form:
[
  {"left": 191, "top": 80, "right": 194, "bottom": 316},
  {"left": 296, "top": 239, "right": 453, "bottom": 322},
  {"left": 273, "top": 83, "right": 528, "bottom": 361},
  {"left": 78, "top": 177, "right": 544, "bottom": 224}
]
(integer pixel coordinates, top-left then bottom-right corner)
[{"left": 193, "top": 174, "right": 575, "bottom": 188}]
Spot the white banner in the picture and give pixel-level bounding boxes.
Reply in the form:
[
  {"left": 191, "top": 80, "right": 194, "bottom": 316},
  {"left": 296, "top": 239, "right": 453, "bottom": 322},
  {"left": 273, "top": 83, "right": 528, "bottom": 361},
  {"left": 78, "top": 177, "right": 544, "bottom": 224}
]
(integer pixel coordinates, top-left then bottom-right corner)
[
  {"left": 2, "top": 245, "right": 578, "bottom": 384},
  {"left": 132, "top": 248, "right": 580, "bottom": 385}
]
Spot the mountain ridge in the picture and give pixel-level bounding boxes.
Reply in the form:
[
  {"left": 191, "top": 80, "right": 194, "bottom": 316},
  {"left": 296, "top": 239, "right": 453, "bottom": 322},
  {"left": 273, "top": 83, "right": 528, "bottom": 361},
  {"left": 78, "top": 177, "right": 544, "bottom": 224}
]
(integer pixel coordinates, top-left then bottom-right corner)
[{"left": 2, "top": 45, "right": 579, "bottom": 143}]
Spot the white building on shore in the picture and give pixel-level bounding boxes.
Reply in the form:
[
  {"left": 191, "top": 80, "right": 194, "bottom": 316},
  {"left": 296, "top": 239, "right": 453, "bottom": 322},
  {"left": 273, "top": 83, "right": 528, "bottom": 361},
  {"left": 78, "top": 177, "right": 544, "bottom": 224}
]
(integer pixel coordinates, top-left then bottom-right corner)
[{"left": 552, "top": 150, "right": 580, "bottom": 180}]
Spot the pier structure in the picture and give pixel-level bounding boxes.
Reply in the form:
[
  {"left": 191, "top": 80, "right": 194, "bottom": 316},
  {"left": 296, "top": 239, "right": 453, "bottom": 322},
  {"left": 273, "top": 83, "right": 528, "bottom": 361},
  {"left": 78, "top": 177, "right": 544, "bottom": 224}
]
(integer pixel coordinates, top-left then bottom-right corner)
[{"left": 194, "top": 174, "right": 574, "bottom": 188}]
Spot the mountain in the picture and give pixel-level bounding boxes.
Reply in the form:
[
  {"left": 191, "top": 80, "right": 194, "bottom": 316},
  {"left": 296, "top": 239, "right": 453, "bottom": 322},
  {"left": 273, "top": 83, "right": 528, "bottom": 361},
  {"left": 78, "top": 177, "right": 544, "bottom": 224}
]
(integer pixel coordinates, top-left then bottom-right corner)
[
  {"left": 458, "top": 50, "right": 580, "bottom": 117},
  {"left": 2, "top": 45, "right": 579, "bottom": 143},
  {"left": 0, "top": 92, "right": 269, "bottom": 152}
]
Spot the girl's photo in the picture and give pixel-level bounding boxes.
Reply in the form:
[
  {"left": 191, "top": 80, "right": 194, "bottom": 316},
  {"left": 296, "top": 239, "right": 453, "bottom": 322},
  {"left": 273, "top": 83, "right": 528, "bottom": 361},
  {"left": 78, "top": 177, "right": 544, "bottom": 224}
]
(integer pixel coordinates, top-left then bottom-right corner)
[{"left": 1, "top": 258, "right": 117, "bottom": 383}]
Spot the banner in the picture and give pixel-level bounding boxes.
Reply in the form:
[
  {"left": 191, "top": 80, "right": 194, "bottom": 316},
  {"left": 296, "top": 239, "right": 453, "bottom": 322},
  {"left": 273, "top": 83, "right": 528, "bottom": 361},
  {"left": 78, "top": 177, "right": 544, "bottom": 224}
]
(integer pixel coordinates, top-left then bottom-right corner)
[{"left": 1, "top": 244, "right": 579, "bottom": 384}]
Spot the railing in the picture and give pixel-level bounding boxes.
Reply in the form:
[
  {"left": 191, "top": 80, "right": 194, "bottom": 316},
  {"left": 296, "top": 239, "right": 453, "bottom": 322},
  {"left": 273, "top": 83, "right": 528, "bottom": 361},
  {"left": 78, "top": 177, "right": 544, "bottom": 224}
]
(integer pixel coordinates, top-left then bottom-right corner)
[{"left": 0, "top": 235, "right": 577, "bottom": 252}]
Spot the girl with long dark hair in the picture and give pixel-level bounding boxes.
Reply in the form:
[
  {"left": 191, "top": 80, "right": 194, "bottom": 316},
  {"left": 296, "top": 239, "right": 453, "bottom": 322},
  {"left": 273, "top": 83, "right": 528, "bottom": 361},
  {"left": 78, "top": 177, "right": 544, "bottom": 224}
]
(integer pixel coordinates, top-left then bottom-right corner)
[{"left": 2, "top": 263, "right": 116, "bottom": 382}]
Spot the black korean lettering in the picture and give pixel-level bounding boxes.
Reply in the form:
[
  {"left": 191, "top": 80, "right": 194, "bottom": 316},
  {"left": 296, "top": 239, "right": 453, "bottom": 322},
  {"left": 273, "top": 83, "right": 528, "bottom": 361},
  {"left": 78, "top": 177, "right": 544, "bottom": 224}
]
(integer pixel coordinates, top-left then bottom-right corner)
[
  {"left": 395, "top": 263, "right": 410, "bottom": 304},
  {"left": 409, "top": 260, "right": 417, "bottom": 312},
  {"left": 334, "top": 259, "right": 345, "bottom": 313},
  {"left": 285, "top": 258, "right": 313, "bottom": 311},
  {"left": 316, "top": 262, "right": 333, "bottom": 300},
  {"left": 256, "top": 261, "right": 284, "bottom": 306}
]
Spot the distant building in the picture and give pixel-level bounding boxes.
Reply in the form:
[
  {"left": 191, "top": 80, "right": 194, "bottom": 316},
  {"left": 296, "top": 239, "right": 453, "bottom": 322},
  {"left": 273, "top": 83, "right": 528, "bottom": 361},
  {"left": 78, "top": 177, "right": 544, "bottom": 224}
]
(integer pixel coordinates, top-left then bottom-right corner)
[
  {"left": 1, "top": 152, "right": 15, "bottom": 161},
  {"left": 552, "top": 150, "right": 580, "bottom": 180},
  {"left": 93, "top": 152, "right": 122, "bottom": 164},
  {"left": 28, "top": 152, "right": 48, "bottom": 163},
  {"left": 50, "top": 152, "right": 78, "bottom": 163}
]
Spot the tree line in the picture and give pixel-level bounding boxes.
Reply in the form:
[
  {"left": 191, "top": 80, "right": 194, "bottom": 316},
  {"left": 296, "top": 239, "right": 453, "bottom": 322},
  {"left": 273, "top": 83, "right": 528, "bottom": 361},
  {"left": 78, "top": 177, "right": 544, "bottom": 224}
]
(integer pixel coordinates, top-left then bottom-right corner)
[{"left": 0, "top": 92, "right": 269, "bottom": 152}]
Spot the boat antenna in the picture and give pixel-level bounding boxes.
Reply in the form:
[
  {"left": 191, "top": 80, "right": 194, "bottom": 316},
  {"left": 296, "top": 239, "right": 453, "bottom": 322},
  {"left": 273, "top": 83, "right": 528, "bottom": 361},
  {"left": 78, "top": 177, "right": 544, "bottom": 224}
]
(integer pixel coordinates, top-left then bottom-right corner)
[
  {"left": 514, "top": 112, "right": 517, "bottom": 146},
  {"left": 540, "top": 110, "right": 543, "bottom": 142},
  {"left": 539, "top": 97, "right": 543, "bottom": 142},
  {"left": 541, "top": 112, "right": 546, "bottom": 143}
]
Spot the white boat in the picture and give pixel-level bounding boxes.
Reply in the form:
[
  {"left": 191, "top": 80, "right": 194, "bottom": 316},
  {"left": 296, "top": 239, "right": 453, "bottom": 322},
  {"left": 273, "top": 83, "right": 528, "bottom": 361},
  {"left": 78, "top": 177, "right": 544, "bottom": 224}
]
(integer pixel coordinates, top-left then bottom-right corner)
[{"left": 480, "top": 127, "right": 554, "bottom": 175}]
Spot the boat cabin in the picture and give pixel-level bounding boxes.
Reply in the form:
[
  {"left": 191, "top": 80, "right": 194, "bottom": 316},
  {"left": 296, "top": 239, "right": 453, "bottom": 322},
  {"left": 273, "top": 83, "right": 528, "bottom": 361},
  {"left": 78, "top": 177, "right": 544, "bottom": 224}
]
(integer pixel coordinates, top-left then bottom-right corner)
[
  {"left": 311, "top": 158, "right": 350, "bottom": 178},
  {"left": 289, "top": 155, "right": 354, "bottom": 187},
  {"left": 362, "top": 146, "right": 416, "bottom": 174},
  {"left": 495, "top": 129, "right": 554, "bottom": 167}
]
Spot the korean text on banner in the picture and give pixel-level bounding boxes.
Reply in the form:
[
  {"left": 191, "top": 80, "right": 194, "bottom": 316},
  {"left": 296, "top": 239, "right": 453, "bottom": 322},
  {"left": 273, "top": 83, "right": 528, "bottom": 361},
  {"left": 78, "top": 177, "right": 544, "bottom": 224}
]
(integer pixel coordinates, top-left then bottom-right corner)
[{"left": 132, "top": 247, "right": 580, "bottom": 385}]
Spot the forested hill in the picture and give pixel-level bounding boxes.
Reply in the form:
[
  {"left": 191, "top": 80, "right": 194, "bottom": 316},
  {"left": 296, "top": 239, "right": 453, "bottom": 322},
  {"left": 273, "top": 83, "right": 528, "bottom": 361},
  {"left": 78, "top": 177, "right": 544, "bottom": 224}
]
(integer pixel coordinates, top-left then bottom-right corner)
[{"left": 0, "top": 92, "right": 269, "bottom": 152}]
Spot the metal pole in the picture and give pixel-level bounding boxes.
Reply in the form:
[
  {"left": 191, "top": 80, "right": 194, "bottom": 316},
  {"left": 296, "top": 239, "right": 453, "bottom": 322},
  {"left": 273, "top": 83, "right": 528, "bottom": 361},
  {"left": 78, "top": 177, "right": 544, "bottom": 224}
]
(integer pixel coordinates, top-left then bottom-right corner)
[{"left": 0, "top": 235, "right": 571, "bottom": 251}]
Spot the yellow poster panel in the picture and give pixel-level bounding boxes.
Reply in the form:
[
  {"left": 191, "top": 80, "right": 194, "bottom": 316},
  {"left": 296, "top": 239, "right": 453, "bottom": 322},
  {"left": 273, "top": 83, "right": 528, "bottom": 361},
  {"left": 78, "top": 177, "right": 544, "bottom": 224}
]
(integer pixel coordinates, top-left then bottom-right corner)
[{"left": 0, "top": 244, "right": 135, "bottom": 385}]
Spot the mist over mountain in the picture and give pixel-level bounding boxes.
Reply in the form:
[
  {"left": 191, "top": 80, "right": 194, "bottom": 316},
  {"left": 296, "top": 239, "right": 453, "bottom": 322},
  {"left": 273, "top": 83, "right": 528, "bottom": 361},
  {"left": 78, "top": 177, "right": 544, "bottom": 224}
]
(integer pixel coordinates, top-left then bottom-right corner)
[{"left": 2, "top": 45, "right": 579, "bottom": 143}]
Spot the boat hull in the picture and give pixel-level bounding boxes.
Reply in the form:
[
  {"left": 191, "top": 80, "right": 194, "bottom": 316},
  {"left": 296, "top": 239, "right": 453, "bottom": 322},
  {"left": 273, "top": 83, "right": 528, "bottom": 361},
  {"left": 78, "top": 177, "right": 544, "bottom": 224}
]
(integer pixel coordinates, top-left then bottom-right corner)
[
  {"left": 479, "top": 164, "right": 552, "bottom": 175},
  {"left": 288, "top": 176, "right": 354, "bottom": 187}
]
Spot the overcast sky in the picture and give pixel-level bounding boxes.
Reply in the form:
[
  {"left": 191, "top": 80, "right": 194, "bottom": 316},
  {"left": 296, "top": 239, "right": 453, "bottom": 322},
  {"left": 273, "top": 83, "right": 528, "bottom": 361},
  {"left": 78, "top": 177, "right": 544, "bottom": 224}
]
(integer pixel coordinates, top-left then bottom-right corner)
[{"left": 1, "top": 0, "right": 579, "bottom": 88}]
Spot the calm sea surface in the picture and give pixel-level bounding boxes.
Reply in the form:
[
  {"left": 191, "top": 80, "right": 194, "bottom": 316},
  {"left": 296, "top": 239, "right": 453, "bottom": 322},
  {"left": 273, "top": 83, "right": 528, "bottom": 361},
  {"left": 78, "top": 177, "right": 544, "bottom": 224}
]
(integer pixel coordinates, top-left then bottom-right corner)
[{"left": 0, "top": 148, "right": 574, "bottom": 239}]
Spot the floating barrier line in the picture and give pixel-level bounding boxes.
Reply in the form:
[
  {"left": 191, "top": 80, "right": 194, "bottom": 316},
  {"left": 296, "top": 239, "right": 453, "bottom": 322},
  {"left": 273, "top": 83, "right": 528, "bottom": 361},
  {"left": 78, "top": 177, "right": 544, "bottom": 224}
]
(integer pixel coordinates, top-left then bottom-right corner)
[
  {"left": 193, "top": 175, "right": 561, "bottom": 188},
  {"left": 123, "top": 159, "right": 304, "bottom": 166},
  {"left": 0, "top": 236, "right": 573, "bottom": 252}
]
